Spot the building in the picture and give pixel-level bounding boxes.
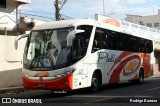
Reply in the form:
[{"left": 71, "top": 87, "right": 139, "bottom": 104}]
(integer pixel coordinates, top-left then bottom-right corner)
[
  {"left": 0, "top": 0, "right": 48, "bottom": 88},
  {"left": 125, "top": 9, "right": 160, "bottom": 30},
  {"left": 0, "top": 0, "right": 31, "bottom": 89},
  {"left": 0, "top": 0, "right": 31, "bottom": 35}
]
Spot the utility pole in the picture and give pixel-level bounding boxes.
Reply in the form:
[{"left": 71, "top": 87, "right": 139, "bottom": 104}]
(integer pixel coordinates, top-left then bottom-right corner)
[
  {"left": 54, "top": 0, "right": 67, "bottom": 20},
  {"left": 55, "top": 0, "right": 60, "bottom": 20},
  {"left": 16, "top": 2, "right": 20, "bottom": 35}
]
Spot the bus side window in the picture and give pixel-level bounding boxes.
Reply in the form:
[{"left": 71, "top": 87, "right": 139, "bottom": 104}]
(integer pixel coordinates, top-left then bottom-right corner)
[
  {"left": 92, "top": 28, "right": 105, "bottom": 52},
  {"left": 73, "top": 37, "right": 83, "bottom": 59},
  {"left": 92, "top": 35, "right": 101, "bottom": 52},
  {"left": 106, "top": 30, "right": 120, "bottom": 51},
  {"left": 93, "top": 39, "right": 100, "bottom": 49},
  {"left": 130, "top": 37, "right": 137, "bottom": 52},
  {"left": 139, "top": 39, "right": 145, "bottom": 52},
  {"left": 105, "top": 30, "right": 112, "bottom": 50},
  {"left": 77, "top": 25, "right": 93, "bottom": 56},
  {"left": 148, "top": 40, "right": 153, "bottom": 53},
  {"left": 118, "top": 35, "right": 123, "bottom": 51}
]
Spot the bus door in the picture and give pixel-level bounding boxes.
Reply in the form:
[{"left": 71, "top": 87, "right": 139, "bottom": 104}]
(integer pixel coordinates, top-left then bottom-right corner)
[
  {"left": 92, "top": 28, "right": 109, "bottom": 84},
  {"left": 72, "top": 36, "right": 88, "bottom": 88}
]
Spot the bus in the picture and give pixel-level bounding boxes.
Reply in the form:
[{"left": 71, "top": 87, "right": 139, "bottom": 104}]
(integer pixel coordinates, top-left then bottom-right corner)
[{"left": 15, "top": 19, "right": 153, "bottom": 92}]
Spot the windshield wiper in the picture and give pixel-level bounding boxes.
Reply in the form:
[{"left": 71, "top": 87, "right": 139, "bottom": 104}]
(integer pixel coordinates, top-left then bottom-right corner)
[
  {"left": 29, "top": 56, "right": 56, "bottom": 70},
  {"left": 29, "top": 56, "right": 39, "bottom": 70}
]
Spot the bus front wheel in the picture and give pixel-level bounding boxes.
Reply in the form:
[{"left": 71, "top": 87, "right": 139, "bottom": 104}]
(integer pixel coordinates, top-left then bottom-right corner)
[{"left": 90, "top": 73, "right": 100, "bottom": 92}]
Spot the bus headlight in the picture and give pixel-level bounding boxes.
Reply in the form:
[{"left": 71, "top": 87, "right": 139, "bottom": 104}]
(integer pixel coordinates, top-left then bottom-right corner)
[
  {"left": 54, "top": 68, "right": 76, "bottom": 78},
  {"left": 22, "top": 74, "right": 30, "bottom": 77},
  {"left": 56, "top": 75, "right": 61, "bottom": 78},
  {"left": 66, "top": 68, "right": 76, "bottom": 75}
]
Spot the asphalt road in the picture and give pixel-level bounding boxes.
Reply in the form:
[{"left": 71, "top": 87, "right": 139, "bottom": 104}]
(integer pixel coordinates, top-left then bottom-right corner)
[{"left": 1, "top": 76, "right": 160, "bottom": 104}]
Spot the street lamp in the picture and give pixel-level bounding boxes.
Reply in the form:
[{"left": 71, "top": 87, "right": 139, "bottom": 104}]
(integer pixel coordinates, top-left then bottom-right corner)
[{"left": 103, "top": 0, "right": 105, "bottom": 15}]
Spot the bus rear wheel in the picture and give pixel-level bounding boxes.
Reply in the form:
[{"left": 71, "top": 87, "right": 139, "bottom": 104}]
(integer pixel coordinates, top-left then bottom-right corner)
[
  {"left": 137, "top": 70, "right": 144, "bottom": 84},
  {"left": 90, "top": 73, "right": 100, "bottom": 92},
  {"left": 132, "top": 69, "right": 144, "bottom": 84}
]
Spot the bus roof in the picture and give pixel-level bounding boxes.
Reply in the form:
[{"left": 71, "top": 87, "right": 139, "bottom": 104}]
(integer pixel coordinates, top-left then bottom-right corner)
[
  {"left": 32, "top": 19, "right": 96, "bottom": 30},
  {"left": 32, "top": 19, "right": 121, "bottom": 31},
  {"left": 31, "top": 19, "right": 152, "bottom": 40}
]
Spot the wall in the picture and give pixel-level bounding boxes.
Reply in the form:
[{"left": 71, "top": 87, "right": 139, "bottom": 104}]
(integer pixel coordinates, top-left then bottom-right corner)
[
  {"left": 0, "top": 17, "right": 48, "bottom": 88},
  {"left": 0, "top": 0, "right": 32, "bottom": 88},
  {"left": 0, "top": 0, "right": 31, "bottom": 32},
  {"left": 0, "top": 35, "right": 27, "bottom": 88},
  {"left": 0, "top": 35, "right": 26, "bottom": 71}
]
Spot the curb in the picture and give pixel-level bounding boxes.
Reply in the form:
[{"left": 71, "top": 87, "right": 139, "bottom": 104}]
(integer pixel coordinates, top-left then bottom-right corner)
[
  {"left": 151, "top": 75, "right": 160, "bottom": 78},
  {"left": 151, "top": 73, "right": 160, "bottom": 78},
  {"left": 0, "top": 86, "right": 24, "bottom": 94}
]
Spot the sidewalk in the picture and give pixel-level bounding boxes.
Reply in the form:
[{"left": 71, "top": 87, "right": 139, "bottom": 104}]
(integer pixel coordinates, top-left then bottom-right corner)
[
  {"left": 0, "top": 86, "right": 24, "bottom": 94},
  {"left": 151, "top": 71, "right": 160, "bottom": 78}
]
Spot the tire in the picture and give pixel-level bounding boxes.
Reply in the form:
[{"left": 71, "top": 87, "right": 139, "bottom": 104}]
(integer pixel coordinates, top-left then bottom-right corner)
[
  {"left": 137, "top": 70, "right": 144, "bottom": 84},
  {"left": 90, "top": 73, "right": 100, "bottom": 92},
  {"left": 132, "top": 69, "right": 144, "bottom": 84}
]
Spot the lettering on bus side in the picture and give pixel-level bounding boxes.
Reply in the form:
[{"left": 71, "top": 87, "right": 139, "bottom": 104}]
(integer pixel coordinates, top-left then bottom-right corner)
[{"left": 97, "top": 52, "right": 121, "bottom": 62}]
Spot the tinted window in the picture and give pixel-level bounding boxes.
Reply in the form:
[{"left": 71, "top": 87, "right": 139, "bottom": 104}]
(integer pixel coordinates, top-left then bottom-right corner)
[
  {"left": 77, "top": 25, "right": 93, "bottom": 55},
  {"left": 92, "top": 27, "right": 153, "bottom": 53},
  {"left": 92, "top": 28, "right": 106, "bottom": 52},
  {"left": 0, "top": 0, "right": 6, "bottom": 8}
]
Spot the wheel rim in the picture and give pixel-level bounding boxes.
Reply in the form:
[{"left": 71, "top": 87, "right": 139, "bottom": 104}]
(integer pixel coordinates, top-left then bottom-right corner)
[
  {"left": 140, "top": 76, "right": 143, "bottom": 82},
  {"left": 92, "top": 78, "right": 98, "bottom": 88},
  {"left": 139, "top": 72, "right": 143, "bottom": 82}
]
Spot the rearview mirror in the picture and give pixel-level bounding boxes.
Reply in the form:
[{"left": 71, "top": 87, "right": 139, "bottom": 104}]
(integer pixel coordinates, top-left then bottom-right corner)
[
  {"left": 67, "top": 29, "right": 84, "bottom": 46},
  {"left": 15, "top": 34, "right": 28, "bottom": 49}
]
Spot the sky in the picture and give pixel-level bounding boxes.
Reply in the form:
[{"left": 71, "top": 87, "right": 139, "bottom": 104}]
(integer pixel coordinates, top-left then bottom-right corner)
[{"left": 20, "top": 0, "right": 160, "bottom": 20}]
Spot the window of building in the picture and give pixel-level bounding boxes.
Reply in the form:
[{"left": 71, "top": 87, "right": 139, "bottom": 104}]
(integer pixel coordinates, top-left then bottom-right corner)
[
  {"left": 146, "top": 23, "right": 152, "bottom": 28},
  {"left": 0, "top": 0, "right": 6, "bottom": 8},
  {"left": 154, "top": 23, "right": 159, "bottom": 27}
]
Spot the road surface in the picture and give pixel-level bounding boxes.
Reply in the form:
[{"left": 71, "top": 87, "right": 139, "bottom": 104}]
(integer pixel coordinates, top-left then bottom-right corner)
[{"left": 1, "top": 76, "right": 160, "bottom": 104}]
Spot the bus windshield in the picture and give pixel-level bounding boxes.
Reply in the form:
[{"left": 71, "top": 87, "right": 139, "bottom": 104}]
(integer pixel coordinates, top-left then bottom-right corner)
[{"left": 23, "top": 28, "right": 73, "bottom": 71}]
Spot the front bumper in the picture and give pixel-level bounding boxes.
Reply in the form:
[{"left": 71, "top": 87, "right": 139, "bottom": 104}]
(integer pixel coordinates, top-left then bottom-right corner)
[{"left": 22, "top": 74, "right": 73, "bottom": 90}]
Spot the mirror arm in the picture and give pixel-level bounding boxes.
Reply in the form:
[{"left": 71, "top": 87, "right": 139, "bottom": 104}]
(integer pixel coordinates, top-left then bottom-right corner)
[{"left": 15, "top": 34, "right": 28, "bottom": 50}]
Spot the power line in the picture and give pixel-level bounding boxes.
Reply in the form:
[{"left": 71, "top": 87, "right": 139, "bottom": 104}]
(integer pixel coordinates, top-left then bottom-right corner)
[
  {"left": 20, "top": 12, "right": 54, "bottom": 20},
  {"left": 0, "top": 5, "right": 54, "bottom": 20},
  {"left": 60, "top": 14, "right": 74, "bottom": 19}
]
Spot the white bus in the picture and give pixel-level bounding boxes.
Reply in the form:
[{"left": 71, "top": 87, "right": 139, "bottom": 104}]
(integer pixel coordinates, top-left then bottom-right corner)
[{"left": 15, "top": 19, "right": 153, "bottom": 92}]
